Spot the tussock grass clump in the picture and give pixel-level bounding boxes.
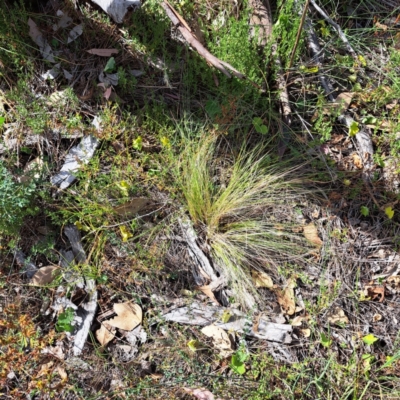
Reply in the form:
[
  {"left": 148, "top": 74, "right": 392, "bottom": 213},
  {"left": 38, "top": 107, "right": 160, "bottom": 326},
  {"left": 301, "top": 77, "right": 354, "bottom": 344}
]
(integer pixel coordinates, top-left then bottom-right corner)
[{"left": 176, "top": 135, "right": 310, "bottom": 307}]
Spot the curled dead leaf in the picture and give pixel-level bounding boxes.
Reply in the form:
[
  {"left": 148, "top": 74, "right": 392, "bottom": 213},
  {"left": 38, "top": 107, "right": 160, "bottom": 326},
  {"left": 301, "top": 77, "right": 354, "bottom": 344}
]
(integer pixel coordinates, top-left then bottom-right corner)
[
  {"left": 96, "top": 321, "right": 116, "bottom": 346},
  {"left": 197, "top": 285, "right": 220, "bottom": 305},
  {"left": 201, "top": 325, "right": 233, "bottom": 358},
  {"left": 107, "top": 302, "right": 142, "bottom": 331},
  {"left": 276, "top": 279, "right": 296, "bottom": 315},
  {"left": 327, "top": 307, "right": 349, "bottom": 325},
  {"left": 252, "top": 270, "right": 274, "bottom": 288},
  {"left": 300, "top": 328, "right": 311, "bottom": 338},
  {"left": 365, "top": 285, "right": 385, "bottom": 302},
  {"left": 303, "top": 223, "right": 323, "bottom": 247},
  {"left": 31, "top": 266, "right": 61, "bottom": 286}
]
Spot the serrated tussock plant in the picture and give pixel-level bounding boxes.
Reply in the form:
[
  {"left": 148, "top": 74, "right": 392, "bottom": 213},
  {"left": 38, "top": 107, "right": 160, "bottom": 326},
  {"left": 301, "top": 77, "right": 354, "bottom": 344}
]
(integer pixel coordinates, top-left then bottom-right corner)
[{"left": 175, "top": 135, "right": 310, "bottom": 308}]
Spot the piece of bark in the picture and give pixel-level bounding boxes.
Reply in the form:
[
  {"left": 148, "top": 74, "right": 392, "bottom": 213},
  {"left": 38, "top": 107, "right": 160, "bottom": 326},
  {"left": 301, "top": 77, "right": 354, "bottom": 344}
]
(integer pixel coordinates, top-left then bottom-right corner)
[
  {"left": 63, "top": 225, "right": 98, "bottom": 356},
  {"left": 161, "top": 300, "right": 292, "bottom": 343},
  {"left": 50, "top": 135, "right": 99, "bottom": 190},
  {"left": 161, "top": 2, "right": 245, "bottom": 79},
  {"left": 91, "top": 0, "right": 141, "bottom": 23},
  {"left": 249, "top": 0, "right": 273, "bottom": 46}
]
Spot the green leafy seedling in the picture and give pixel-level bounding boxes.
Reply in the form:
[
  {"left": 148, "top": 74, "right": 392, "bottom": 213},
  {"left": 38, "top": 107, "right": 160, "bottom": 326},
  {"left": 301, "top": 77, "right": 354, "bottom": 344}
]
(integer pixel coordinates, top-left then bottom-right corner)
[
  {"left": 385, "top": 206, "right": 394, "bottom": 219},
  {"left": 363, "top": 334, "right": 379, "bottom": 345},
  {"left": 320, "top": 332, "right": 332, "bottom": 348},
  {"left": 56, "top": 307, "right": 75, "bottom": 333},
  {"left": 104, "top": 57, "right": 116, "bottom": 73},
  {"left": 252, "top": 117, "right": 268, "bottom": 135},
  {"left": 230, "top": 347, "right": 249, "bottom": 375},
  {"left": 360, "top": 206, "right": 369, "bottom": 217},
  {"left": 349, "top": 121, "right": 359, "bottom": 137}
]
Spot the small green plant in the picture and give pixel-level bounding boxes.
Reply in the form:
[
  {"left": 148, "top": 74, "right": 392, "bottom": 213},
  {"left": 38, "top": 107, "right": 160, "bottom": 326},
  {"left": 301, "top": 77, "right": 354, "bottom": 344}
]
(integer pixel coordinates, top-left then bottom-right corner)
[
  {"left": 0, "top": 162, "right": 38, "bottom": 236},
  {"left": 230, "top": 345, "right": 249, "bottom": 375},
  {"left": 360, "top": 205, "right": 369, "bottom": 217},
  {"left": 55, "top": 307, "right": 75, "bottom": 333}
]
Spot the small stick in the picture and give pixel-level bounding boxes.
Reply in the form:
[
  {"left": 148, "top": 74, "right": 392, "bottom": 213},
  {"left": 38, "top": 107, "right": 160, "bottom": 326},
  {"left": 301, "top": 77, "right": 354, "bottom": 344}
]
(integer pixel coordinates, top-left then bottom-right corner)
[{"left": 288, "top": 0, "right": 310, "bottom": 70}]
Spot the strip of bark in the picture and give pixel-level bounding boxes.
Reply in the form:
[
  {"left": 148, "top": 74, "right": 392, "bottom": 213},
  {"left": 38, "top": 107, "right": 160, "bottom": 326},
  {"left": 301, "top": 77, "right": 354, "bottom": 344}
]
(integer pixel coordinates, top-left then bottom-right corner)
[{"left": 161, "top": 1, "right": 245, "bottom": 79}]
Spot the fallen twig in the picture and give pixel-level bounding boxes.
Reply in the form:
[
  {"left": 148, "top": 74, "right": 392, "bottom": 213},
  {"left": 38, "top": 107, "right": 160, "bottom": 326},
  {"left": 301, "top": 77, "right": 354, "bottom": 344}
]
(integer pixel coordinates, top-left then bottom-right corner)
[
  {"left": 161, "top": 1, "right": 245, "bottom": 79},
  {"left": 310, "top": 0, "right": 357, "bottom": 58}
]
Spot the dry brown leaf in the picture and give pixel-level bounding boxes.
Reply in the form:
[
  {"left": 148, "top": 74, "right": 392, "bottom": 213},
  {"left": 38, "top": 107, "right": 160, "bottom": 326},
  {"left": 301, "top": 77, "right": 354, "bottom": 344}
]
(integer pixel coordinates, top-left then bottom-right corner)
[
  {"left": 276, "top": 279, "right": 296, "bottom": 315},
  {"left": 87, "top": 48, "right": 119, "bottom": 56},
  {"left": 387, "top": 276, "right": 400, "bottom": 287},
  {"left": 197, "top": 285, "right": 220, "bottom": 305},
  {"left": 96, "top": 322, "right": 116, "bottom": 346},
  {"left": 300, "top": 328, "right": 311, "bottom": 338},
  {"left": 201, "top": 325, "right": 233, "bottom": 357},
  {"left": 55, "top": 365, "right": 68, "bottom": 381},
  {"left": 327, "top": 307, "right": 349, "bottom": 325},
  {"left": 183, "top": 387, "right": 223, "bottom": 400},
  {"left": 251, "top": 270, "right": 274, "bottom": 288},
  {"left": 36, "top": 361, "right": 54, "bottom": 378},
  {"left": 107, "top": 302, "right": 142, "bottom": 331},
  {"left": 31, "top": 266, "right": 61, "bottom": 286},
  {"left": 114, "top": 198, "right": 155, "bottom": 217},
  {"left": 365, "top": 285, "right": 385, "bottom": 302},
  {"left": 373, "top": 314, "right": 382, "bottom": 322},
  {"left": 291, "top": 315, "right": 305, "bottom": 326},
  {"left": 351, "top": 153, "right": 363, "bottom": 169},
  {"left": 303, "top": 223, "right": 323, "bottom": 247}
]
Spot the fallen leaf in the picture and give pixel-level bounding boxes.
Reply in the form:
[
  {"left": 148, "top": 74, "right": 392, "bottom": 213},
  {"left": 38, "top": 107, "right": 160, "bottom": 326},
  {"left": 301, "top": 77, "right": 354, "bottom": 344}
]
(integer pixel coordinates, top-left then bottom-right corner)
[
  {"left": 36, "top": 361, "right": 54, "bottom": 378},
  {"left": 351, "top": 153, "right": 363, "bottom": 169},
  {"left": 327, "top": 307, "right": 349, "bottom": 325},
  {"left": 252, "top": 270, "right": 274, "bottom": 288},
  {"left": 107, "top": 302, "right": 142, "bottom": 331},
  {"left": 104, "top": 86, "right": 112, "bottom": 100},
  {"left": 303, "top": 223, "right": 323, "bottom": 247},
  {"left": 67, "top": 24, "right": 83, "bottom": 44},
  {"left": 55, "top": 365, "right": 68, "bottom": 381},
  {"left": 197, "top": 285, "right": 220, "bottom": 304},
  {"left": 87, "top": 48, "right": 119, "bottom": 56},
  {"left": 324, "top": 92, "right": 353, "bottom": 115},
  {"left": 183, "top": 387, "right": 222, "bottom": 400},
  {"left": 387, "top": 276, "right": 400, "bottom": 287},
  {"left": 373, "top": 314, "right": 382, "bottom": 322},
  {"left": 300, "top": 328, "right": 311, "bottom": 338},
  {"left": 276, "top": 279, "right": 296, "bottom": 315},
  {"left": 31, "top": 266, "right": 61, "bottom": 286},
  {"left": 114, "top": 198, "right": 155, "bottom": 217},
  {"left": 96, "top": 321, "right": 116, "bottom": 346},
  {"left": 291, "top": 315, "right": 306, "bottom": 326},
  {"left": 365, "top": 285, "right": 385, "bottom": 302},
  {"left": 200, "top": 325, "right": 233, "bottom": 357},
  {"left": 28, "top": 18, "right": 55, "bottom": 62}
]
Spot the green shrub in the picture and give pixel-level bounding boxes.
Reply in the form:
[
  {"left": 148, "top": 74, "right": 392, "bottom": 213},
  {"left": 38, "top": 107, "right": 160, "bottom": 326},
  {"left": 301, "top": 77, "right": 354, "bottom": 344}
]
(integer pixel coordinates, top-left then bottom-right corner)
[{"left": 0, "top": 162, "right": 37, "bottom": 236}]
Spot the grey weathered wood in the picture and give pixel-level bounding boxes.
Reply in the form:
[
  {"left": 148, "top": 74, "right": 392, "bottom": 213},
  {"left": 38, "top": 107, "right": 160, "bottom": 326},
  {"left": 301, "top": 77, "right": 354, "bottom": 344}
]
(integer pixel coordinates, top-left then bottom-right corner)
[
  {"left": 161, "top": 300, "right": 292, "bottom": 343},
  {"left": 63, "top": 225, "right": 98, "bottom": 356}
]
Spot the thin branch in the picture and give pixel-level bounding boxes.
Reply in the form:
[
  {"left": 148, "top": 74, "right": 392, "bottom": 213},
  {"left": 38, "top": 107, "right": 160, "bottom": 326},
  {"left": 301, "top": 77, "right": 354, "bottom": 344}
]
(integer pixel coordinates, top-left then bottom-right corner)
[{"left": 309, "top": 0, "right": 357, "bottom": 58}]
